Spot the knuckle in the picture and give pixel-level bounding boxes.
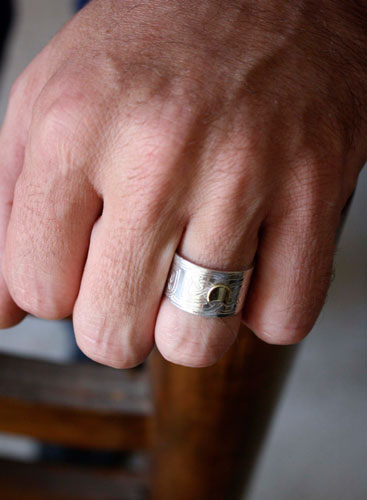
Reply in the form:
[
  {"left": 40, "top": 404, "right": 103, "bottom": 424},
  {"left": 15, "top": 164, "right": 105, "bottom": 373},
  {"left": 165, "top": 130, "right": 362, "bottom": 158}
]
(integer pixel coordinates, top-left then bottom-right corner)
[
  {"left": 73, "top": 315, "right": 150, "bottom": 369},
  {"left": 155, "top": 302, "right": 238, "bottom": 367},
  {"left": 105, "top": 99, "right": 195, "bottom": 193},
  {"left": 32, "top": 84, "right": 91, "bottom": 168},
  {"left": 250, "top": 319, "right": 311, "bottom": 345},
  {"left": 283, "top": 158, "right": 343, "bottom": 215},
  {"left": 156, "top": 328, "right": 222, "bottom": 368},
  {"left": 34, "top": 102, "right": 80, "bottom": 162},
  {"left": 4, "top": 261, "right": 71, "bottom": 320},
  {"left": 246, "top": 286, "right": 326, "bottom": 346},
  {"left": 7, "top": 280, "right": 41, "bottom": 318},
  {"left": 8, "top": 282, "right": 69, "bottom": 320}
]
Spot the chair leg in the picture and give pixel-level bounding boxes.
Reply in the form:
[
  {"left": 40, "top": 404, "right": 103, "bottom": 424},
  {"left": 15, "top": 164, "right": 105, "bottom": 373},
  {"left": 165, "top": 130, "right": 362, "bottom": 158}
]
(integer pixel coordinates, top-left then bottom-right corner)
[{"left": 150, "top": 323, "right": 296, "bottom": 500}]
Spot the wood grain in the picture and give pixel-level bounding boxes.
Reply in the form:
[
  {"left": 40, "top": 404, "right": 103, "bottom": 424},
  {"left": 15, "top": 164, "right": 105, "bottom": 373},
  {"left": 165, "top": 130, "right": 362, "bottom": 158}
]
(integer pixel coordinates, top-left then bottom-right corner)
[
  {"left": 0, "top": 458, "right": 148, "bottom": 500},
  {"left": 151, "top": 323, "right": 297, "bottom": 500},
  {"left": 0, "top": 354, "right": 153, "bottom": 450}
]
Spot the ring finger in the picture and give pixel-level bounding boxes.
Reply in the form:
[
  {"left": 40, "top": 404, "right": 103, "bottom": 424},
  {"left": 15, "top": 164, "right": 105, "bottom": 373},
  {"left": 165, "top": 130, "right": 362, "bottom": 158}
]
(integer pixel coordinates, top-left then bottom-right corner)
[{"left": 155, "top": 176, "right": 263, "bottom": 367}]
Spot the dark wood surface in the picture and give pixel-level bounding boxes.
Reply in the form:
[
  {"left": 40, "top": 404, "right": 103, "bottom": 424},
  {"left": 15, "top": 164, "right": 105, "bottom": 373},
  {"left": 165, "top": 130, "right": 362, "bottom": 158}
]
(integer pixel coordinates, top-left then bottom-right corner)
[
  {"left": 0, "top": 459, "right": 148, "bottom": 500},
  {"left": 151, "top": 323, "right": 297, "bottom": 500},
  {"left": 0, "top": 354, "right": 153, "bottom": 450},
  {"left": 0, "top": 353, "right": 152, "bottom": 413}
]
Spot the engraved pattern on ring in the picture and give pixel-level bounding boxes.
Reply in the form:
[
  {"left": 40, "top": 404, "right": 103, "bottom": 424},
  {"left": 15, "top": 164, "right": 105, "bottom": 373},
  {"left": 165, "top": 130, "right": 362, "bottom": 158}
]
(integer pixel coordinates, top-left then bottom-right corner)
[{"left": 165, "top": 254, "right": 253, "bottom": 317}]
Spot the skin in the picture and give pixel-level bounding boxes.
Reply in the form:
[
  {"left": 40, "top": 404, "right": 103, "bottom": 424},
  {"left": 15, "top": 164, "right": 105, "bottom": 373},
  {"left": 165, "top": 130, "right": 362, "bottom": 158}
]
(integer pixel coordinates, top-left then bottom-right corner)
[{"left": 0, "top": 0, "right": 365, "bottom": 368}]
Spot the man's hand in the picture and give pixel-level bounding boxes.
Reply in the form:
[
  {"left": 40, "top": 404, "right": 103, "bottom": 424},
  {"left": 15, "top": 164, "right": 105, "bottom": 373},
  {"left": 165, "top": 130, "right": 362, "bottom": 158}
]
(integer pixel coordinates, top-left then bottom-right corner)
[{"left": 0, "top": 0, "right": 365, "bottom": 367}]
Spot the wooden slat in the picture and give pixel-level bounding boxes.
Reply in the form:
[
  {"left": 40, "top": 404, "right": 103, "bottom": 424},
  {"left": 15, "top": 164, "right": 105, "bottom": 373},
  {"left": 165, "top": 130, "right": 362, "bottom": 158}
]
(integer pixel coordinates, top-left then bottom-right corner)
[
  {"left": 0, "top": 354, "right": 152, "bottom": 413},
  {"left": 0, "top": 459, "right": 149, "bottom": 500},
  {"left": 0, "top": 354, "right": 154, "bottom": 450},
  {"left": 0, "top": 396, "right": 153, "bottom": 450}
]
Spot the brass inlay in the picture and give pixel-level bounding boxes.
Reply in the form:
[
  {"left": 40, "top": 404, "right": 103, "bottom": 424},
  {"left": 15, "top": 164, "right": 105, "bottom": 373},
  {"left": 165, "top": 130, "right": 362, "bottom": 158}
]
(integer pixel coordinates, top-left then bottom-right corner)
[{"left": 207, "top": 284, "right": 231, "bottom": 305}]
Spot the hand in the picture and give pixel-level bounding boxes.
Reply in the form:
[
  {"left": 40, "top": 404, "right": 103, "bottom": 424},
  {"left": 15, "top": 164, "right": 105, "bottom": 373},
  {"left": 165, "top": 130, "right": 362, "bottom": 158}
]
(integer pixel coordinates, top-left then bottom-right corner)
[{"left": 0, "top": 0, "right": 365, "bottom": 367}]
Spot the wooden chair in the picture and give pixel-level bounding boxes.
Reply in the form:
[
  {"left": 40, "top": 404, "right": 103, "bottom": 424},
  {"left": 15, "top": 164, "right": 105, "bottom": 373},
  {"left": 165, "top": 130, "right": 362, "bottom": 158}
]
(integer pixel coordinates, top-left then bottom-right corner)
[
  {"left": 0, "top": 195, "right": 354, "bottom": 499},
  {"left": 0, "top": 324, "right": 295, "bottom": 500}
]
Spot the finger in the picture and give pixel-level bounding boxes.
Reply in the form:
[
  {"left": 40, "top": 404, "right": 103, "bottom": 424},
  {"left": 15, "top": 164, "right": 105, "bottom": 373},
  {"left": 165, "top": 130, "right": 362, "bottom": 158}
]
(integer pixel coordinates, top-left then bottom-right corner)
[
  {"left": 154, "top": 171, "right": 262, "bottom": 368},
  {"left": 72, "top": 194, "right": 183, "bottom": 369},
  {"left": 3, "top": 93, "right": 102, "bottom": 319},
  {"left": 0, "top": 45, "right": 56, "bottom": 327},
  {"left": 71, "top": 96, "right": 194, "bottom": 369},
  {"left": 0, "top": 128, "right": 26, "bottom": 327},
  {"left": 242, "top": 187, "right": 340, "bottom": 344},
  {"left": 0, "top": 70, "right": 43, "bottom": 326}
]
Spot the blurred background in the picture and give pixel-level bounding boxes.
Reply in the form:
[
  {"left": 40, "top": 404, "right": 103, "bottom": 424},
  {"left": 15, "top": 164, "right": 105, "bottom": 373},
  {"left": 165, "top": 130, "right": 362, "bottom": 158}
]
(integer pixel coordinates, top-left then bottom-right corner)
[{"left": 0, "top": 1, "right": 365, "bottom": 499}]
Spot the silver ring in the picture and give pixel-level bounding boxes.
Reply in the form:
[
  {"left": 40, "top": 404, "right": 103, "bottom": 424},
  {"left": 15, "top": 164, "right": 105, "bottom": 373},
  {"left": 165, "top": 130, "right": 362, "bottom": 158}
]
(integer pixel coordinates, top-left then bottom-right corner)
[{"left": 164, "top": 253, "right": 254, "bottom": 318}]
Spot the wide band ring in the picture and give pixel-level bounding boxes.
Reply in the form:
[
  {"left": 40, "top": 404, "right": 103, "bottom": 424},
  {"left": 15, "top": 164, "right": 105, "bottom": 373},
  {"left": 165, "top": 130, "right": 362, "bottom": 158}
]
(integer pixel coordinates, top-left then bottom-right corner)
[{"left": 164, "top": 253, "right": 254, "bottom": 318}]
